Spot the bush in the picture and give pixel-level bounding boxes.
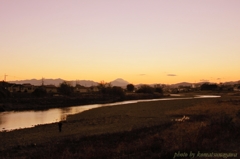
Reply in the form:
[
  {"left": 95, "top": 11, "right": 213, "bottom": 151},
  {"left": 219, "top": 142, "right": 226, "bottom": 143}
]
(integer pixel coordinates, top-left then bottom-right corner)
[
  {"left": 111, "top": 86, "right": 125, "bottom": 98},
  {"left": 154, "top": 85, "right": 163, "bottom": 94},
  {"left": 32, "top": 87, "right": 47, "bottom": 97},
  {"left": 0, "top": 88, "right": 10, "bottom": 98},
  {"left": 126, "top": 84, "right": 135, "bottom": 92},
  {"left": 97, "top": 81, "right": 112, "bottom": 94},
  {"left": 136, "top": 85, "right": 154, "bottom": 94},
  {"left": 58, "top": 82, "right": 74, "bottom": 96},
  {"left": 201, "top": 83, "right": 218, "bottom": 91}
]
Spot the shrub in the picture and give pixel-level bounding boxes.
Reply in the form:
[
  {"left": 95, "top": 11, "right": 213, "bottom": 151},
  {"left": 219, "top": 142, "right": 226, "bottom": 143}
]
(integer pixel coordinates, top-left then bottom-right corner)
[
  {"left": 126, "top": 84, "right": 135, "bottom": 92},
  {"left": 58, "top": 82, "right": 74, "bottom": 96},
  {"left": 154, "top": 84, "right": 163, "bottom": 94},
  {"left": 32, "top": 87, "right": 47, "bottom": 97},
  {"left": 200, "top": 83, "right": 218, "bottom": 91},
  {"left": 136, "top": 85, "right": 154, "bottom": 94},
  {"left": 111, "top": 86, "right": 125, "bottom": 98},
  {"left": 0, "top": 88, "right": 10, "bottom": 98}
]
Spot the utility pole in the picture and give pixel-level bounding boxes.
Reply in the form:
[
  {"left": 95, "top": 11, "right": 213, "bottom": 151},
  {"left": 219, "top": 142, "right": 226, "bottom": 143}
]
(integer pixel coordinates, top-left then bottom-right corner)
[
  {"left": 4, "top": 74, "right": 8, "bottom": 82},
  {"left": 42, "top": 77, "right": 44, "bottom": 86}
]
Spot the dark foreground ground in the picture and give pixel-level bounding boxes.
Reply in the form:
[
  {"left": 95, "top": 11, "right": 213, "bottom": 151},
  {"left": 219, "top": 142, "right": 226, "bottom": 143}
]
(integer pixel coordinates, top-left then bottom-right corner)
[{"left": 0, "top": 94, "right": 240, "bottom": 158}]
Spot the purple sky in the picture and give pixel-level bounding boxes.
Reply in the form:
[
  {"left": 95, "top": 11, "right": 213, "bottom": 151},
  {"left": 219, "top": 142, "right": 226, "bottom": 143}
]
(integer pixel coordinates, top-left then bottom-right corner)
[{"left": 1, "top": 0, "right": 240, "bottom": 84}]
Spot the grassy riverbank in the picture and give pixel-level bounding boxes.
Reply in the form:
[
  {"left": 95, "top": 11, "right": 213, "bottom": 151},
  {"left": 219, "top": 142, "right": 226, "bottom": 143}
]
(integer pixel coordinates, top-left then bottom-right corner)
[
  {"left": 0, "top": 91, "right": 235, "bottom": 112},
  {"left": 0, "top": 93, "right": 164, "bottom": 111},
  {"left": 0, "top": 95, "right": 240, "bottom": 158}
]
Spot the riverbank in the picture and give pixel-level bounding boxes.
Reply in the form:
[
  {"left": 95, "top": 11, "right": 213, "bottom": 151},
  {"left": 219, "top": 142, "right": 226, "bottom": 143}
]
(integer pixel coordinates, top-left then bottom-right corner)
[
  {"left": 0, "top": 93, "right": 163, "bottom": 112},
  {"left": 1, "top": 91, "right": 235, "bottom": 112},
  {"left": 1, "top": 96, "right": 240, "bottom": 158}
]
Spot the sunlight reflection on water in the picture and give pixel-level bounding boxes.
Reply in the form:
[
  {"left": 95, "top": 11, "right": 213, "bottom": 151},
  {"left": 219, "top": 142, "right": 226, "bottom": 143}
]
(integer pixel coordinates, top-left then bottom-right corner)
[{"left": 194, "top": 95, "right": 221, "bottom": 98}]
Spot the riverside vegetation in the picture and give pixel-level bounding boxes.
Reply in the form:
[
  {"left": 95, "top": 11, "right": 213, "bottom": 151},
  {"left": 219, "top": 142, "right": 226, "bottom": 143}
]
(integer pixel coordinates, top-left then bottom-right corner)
[
  {"left": 1, "top": 95, "right": 240, "bottom": 158},
  {"left": 0, "top": 82, "right": 164, "bottom": 111}
]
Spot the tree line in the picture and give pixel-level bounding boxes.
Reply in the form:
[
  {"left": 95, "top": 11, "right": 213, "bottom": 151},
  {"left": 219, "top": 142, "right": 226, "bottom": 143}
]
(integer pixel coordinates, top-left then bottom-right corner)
[{"left": 0, "top": 81, "right": 164, "bottom": 99}]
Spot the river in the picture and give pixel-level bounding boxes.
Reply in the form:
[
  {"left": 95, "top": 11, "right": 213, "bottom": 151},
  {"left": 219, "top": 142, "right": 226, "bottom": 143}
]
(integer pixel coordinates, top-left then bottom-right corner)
[{"left": 0, "top": 95, "right": 220, "bottom": 131}]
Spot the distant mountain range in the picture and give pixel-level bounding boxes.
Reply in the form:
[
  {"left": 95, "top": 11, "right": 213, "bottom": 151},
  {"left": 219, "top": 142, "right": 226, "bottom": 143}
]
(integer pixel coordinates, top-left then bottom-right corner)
[
  {"left": 8, "top": 78, "right": 130, "bottom": 87},
  {"left": 110, "top": 78, "right": 130, "bottom": 87},
  {"left": 8, "top": 78, "right": 99, "bottom": 87},
  {"left": 7, "top": 78, "right": 240, "bottom": 88}
]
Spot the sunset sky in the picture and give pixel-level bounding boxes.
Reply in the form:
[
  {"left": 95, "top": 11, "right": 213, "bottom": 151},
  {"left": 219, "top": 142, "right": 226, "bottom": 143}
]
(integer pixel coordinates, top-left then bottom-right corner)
[{"left": 1, "top": 0, "right": 240, "bottom": 84}]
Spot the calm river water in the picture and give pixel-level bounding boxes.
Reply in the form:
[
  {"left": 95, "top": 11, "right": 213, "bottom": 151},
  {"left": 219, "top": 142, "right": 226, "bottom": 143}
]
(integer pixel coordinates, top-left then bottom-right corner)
[{"left": 0, "top": 95, "right": 220, "bottom": 131}]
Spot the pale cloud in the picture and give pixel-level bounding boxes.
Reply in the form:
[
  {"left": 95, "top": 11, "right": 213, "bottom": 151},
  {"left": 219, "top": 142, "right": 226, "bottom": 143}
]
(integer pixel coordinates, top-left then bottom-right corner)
[{"left": 167, "top": 74, "right": 177, "bottom": 77}]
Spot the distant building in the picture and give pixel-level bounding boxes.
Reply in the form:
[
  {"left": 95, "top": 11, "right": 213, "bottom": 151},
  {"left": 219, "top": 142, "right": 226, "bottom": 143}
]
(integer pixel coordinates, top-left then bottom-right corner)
[
  {"left": 74, "top": 85, "right": 88, "bottom": 93},
  {"left": 44, "top": 85, "right": 58, "bottom": 93},
  {"left": 7, "top": 84, "right": 22, "bottom": 92},
  {"left": 233, "top": 86, "right": 240, "bottom": 91},
  {"left": 191, "top": 84, "right": 196, "bottom": 88},
  {"left": 7, "top": 83, "right": 35, "bottom": 93},
  {"left": 89, "top": 86, "right": 99, "bottom": 92},
  {"left": 22, "top": 83, "right": 35, "bottom": 93}
]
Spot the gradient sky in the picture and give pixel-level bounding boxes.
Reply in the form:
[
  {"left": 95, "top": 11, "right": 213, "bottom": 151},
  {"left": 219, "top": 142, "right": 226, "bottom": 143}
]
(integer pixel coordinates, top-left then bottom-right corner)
[{"left": 1, "top": 0, "right": 240, "bottom": 84}]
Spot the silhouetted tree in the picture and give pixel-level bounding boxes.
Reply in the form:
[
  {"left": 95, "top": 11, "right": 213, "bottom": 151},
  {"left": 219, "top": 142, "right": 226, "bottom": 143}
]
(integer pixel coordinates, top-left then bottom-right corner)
[
  {"left": 58, "top": 81, "right": 74, "bottom": 96},
  {"left": 0, "top": 82, "right": 10, "bottom": 98},
  {"left": 126, "top": 84, "right": 135, "bottom": 92},
  {"left": 97, "top": 81, "right": 125, "bottom": 98},
  {"left": 32, "top": 87, "right": 47, "bottom": 97},
  {"left": 111, "top": 86, "right": 125, "bottom": 98},
  {"left": 201, "top": 83, "right": 218, "bottom": 91},
  {"left": 136, "top": 85, "right": 154, "bottom": 94},
  {"left": 0, "top": 81, "right": 8, "bottom": 88},
  {"left": 98, "top": 81, "right": 112, "bottom": 94},
  {"left": 154, "top": 84, "right": 163, "bottom": 94},
  {"left": 0, "top": 88, "right": 10, "bottom": 99}
]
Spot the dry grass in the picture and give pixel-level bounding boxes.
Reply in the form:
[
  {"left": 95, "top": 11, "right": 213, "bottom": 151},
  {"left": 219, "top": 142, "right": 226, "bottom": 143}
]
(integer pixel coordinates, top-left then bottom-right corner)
[
  {"left": 0, "top": 98, "right": 199, "bottom": 151},
  {"left": 162, "top": 96, "right": 240, "bottom": 157},
  {"left": 1, "top": 96, "right": 240, "bottom": 158}
]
